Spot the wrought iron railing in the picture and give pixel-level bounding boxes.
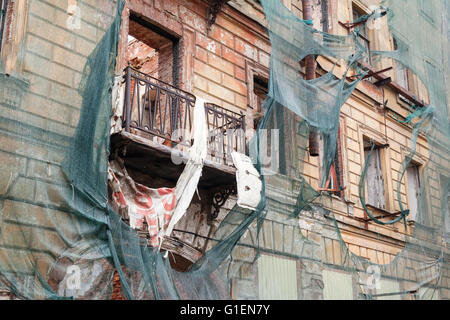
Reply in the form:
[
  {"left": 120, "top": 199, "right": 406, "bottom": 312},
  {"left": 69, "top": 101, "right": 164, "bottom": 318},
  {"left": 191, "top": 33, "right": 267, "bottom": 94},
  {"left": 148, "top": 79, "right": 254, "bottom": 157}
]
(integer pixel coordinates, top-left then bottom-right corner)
[
  {"left": 123, "top": 66, "right": 245, "bottom": 165},
  {"left": 204, "top": 103, "right": 245, "bottom": 166},
  {"left": 123, "top": 66, "right": 196, "bottom": 146}
]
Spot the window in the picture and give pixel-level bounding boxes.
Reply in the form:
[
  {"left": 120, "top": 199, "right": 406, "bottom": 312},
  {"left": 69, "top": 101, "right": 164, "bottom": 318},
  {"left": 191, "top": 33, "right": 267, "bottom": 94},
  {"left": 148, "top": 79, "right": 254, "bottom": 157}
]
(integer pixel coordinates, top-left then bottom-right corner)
[
  {"left": 420, "top": 1, "right": 436, "bottom": 25},
  {"left": 128, "top": 14, "right": 178, "bottom": 86},
  {"left": 258, "top": 254, "right": 298, "bottom": 299},
  {"left": 322, "top": 269, "right": 353, "bottom": 300},
  {"left": 363, "top": 139, "right": 386, "bottom": 210},
  {"left": 406, "top": 163, "right": 420, "bottom": 222},
  {"left": 352, "top": 5, "right": 371, "bottom": 64},
  {"left": 377, "top": 279, "right": 401, "bottom": 300},
  {"left": 126, "top": 15, "right": 181, "bottom": 141},
  {"left": 246, "top": 62, "right": 292, "bottom": 175},
  {"left": 318, "top": 127, "right": 344, "bottom": 197},
  {"left": 253, "top": 75, "right": 268, "bottom": 129},
  {"left": 0, "top": 0, "right": 9, "bottom": 54}
]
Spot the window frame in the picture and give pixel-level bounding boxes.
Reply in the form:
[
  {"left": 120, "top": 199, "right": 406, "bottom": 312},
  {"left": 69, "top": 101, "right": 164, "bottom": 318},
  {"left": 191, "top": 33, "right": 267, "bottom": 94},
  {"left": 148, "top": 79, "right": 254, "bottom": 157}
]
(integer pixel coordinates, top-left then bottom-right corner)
[
  {"left": 351, "top": 2, "right": 371, "bottom": 65},
  {"left": 400, "top": 145, "right": 427, "bottom": 224},
  {"left": 363, "top": 140, "right": 387, "bottom": 210},
  {"left": 358, "top": 124, "right": 394, "bottom": 212}
]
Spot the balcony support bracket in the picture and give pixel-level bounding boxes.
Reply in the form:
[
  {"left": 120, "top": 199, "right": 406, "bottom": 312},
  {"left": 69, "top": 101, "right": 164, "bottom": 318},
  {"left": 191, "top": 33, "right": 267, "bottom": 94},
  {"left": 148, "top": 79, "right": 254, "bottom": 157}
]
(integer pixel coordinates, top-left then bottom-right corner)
[
  {"left": 206, "top": 0, "right": 230, "bottom": 31},
  {"left": 207, "top": 185, "right": 237, "bottom": 223}
]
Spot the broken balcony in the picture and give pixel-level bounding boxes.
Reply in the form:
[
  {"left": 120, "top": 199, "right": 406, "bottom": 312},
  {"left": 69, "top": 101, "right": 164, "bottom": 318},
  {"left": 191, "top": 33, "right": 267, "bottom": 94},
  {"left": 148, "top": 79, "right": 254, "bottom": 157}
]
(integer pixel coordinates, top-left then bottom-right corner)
[
  {"left": 111, "top": 66, "right": 246, "bottom": 187},
  {"left": 109, "top": 67, "right": 247, "bottom": 267}
]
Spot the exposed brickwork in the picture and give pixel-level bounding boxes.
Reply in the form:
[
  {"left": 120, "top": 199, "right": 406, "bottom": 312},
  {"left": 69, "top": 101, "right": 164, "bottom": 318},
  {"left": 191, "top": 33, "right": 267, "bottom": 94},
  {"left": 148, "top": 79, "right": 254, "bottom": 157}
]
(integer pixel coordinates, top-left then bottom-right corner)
[{"left": 112, "top": 271, "right": 127, "bottom": 300}]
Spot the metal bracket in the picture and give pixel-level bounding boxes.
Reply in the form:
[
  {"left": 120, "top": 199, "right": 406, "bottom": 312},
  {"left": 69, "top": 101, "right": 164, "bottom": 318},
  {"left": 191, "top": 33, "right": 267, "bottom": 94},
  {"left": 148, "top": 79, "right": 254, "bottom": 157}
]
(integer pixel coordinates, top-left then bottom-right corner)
[
  {"left": 208, "top": 185, "right": 236, "bottom": 222},
  {"left": 206, "top": 0, "right": 230, "bottom": 31}
]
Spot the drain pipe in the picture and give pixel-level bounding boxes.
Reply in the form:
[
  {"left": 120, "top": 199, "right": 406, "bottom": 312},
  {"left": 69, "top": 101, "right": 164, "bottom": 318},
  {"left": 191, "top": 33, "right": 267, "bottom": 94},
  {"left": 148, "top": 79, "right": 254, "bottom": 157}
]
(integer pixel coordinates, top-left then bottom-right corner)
[{"left": 302, "top": 0, "right": 320, "bottom": 157}]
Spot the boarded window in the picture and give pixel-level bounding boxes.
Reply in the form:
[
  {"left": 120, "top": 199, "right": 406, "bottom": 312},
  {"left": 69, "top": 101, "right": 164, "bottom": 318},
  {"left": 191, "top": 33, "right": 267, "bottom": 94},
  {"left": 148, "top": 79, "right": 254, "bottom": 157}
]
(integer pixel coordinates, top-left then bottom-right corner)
[
  {"left": 322, "top": 269, "right": 353, "bottom": 300},
  {"left": 352, "top": 4, "right": 370, "bottom": 64},
  {"left": 406, "top": 164, "right": 420, "bottom": 222},
  {"left": 258, "top": 254, "right": 298, "bottom": 300},
  {"left": 377, "top": 279, "right": 401, "bottom": 300},
  {"left": 364, "top": 141, "right": 386, "bottom": 210}
]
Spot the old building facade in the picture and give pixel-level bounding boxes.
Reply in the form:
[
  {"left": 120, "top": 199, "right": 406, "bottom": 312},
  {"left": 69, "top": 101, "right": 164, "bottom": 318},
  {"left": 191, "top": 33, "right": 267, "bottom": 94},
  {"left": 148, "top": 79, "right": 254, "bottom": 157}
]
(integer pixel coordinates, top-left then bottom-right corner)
[{"left": 0, "top": 0, "right": 448, "bottom": 299}]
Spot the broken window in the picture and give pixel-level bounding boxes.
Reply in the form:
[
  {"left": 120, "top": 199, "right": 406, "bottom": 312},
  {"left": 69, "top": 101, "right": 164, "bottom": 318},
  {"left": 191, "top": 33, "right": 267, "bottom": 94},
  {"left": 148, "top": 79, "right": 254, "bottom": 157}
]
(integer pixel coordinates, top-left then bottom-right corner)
[
  {"left": 363, "top": 139, "right": 386, "bottom": 210},
  {"left": 392, "top": 38, "right": 410, "bottom": 91},
  {"left": 125, "top": 15, "right": 190, "bottom": 146},
  {"left": 128, "top": 14, "right": 177, "bottom": 85},
  {"left": 406, "top": 163, "right": 420, "bottom": 222},
  {"left": 322, "top": 269, "right": 353, "bottom": 300},
  {"left": 318, "top": 126, "right": 344, "bottom": 197},
  {"left": 0, "top": 0, "right": 8, "bottom": 54}
]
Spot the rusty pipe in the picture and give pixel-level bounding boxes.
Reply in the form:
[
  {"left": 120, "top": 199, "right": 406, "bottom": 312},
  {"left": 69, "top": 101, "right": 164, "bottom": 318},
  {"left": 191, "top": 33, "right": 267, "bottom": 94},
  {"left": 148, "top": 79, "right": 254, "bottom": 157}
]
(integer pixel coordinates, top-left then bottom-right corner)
[{"left": 302, "top": 0, "right": 320, "bottom": 157}]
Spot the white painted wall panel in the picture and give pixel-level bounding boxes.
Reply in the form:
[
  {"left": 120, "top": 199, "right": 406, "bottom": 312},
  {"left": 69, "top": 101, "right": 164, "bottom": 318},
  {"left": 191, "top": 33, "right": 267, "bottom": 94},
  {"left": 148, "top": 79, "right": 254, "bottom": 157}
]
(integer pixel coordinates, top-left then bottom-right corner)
[
  {"left": 258, "top": 254, "right": 298, "bottom": 300},
  {"left": 322, "top": 269, "right": 353, "bottom": 300}
]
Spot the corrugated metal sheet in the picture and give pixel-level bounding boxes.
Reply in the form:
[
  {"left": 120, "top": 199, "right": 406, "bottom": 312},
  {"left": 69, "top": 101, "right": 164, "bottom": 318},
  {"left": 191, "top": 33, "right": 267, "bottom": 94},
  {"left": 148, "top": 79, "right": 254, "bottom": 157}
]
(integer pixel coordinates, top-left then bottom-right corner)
[
  {"left": 378, "top": 279, "right": 401, "bottom": 300},
  {"left": 322, "top": 269, "right": 353, "bottom": 300},
  {"left": 258, "top": 254, "right": 298, "bottom": 300}
]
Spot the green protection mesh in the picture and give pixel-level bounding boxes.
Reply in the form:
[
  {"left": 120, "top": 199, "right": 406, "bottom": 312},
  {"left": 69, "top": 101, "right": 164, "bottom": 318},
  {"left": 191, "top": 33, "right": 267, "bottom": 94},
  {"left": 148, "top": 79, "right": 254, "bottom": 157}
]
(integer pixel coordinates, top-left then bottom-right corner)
[{"left": 0, "top": 0, "right": 448, "bottom": 300}]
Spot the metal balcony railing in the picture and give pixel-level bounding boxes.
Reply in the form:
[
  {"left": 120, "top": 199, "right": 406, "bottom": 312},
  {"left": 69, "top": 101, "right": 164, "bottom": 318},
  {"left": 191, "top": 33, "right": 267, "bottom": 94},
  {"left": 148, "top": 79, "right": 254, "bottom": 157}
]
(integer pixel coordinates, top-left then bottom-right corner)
[
  {"left": 122, "top": 67, "right": 245, "bottom": 166},
  {"left": 204, "top": 103, "right": 245, "bottom": 166},
  {"left": 123, "top": 66, "right": 196, "bottom": 147}
]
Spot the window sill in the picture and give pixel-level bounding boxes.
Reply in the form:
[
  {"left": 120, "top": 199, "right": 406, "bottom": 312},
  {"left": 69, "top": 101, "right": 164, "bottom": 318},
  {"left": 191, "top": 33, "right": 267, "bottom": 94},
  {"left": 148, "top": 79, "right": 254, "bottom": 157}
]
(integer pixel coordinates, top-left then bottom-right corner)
[{"left": 364, "top": 204, "right": 405, "bottom": 221}]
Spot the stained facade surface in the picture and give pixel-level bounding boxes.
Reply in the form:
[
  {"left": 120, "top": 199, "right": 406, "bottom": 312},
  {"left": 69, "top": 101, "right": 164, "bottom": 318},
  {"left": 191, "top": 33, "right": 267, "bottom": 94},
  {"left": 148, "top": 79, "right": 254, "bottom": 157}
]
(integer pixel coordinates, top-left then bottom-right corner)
[{"left": 0, "top": 0, "right": 448, "bottom": 300}]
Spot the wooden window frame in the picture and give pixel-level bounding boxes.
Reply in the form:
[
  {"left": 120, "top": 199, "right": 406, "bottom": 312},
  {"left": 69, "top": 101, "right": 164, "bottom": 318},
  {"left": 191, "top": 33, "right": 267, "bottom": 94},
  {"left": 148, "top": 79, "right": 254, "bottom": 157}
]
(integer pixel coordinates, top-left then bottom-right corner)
[
  {"left": 116, "top": 4, "right": 195, "bottom": 93},
  {"left": 351, "top": 1, "right": 371, "bottom": 65},
  {"left": 358, "top": 124, "right": 394, "bottom": 212}
]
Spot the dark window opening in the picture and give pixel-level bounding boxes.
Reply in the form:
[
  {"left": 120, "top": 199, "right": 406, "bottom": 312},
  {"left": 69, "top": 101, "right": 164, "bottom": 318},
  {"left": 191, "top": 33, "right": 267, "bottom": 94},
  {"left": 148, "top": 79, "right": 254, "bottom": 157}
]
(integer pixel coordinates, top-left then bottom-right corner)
[
  {"left": 253, "top": 75, "right": 268, "bottom": 129},
  {"left": 251, "top": 74, "right": 288, "bottom": 175},
  {"left": 126, "top": 14, "right": 184, "bottom": 140}
]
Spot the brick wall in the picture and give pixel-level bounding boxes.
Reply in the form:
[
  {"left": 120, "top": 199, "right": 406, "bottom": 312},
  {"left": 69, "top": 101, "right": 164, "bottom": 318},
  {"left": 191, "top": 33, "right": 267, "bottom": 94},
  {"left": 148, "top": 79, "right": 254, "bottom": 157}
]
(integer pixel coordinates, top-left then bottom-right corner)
[{"left": 0, "top": 0, "right": 116, "bottom": 298}]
